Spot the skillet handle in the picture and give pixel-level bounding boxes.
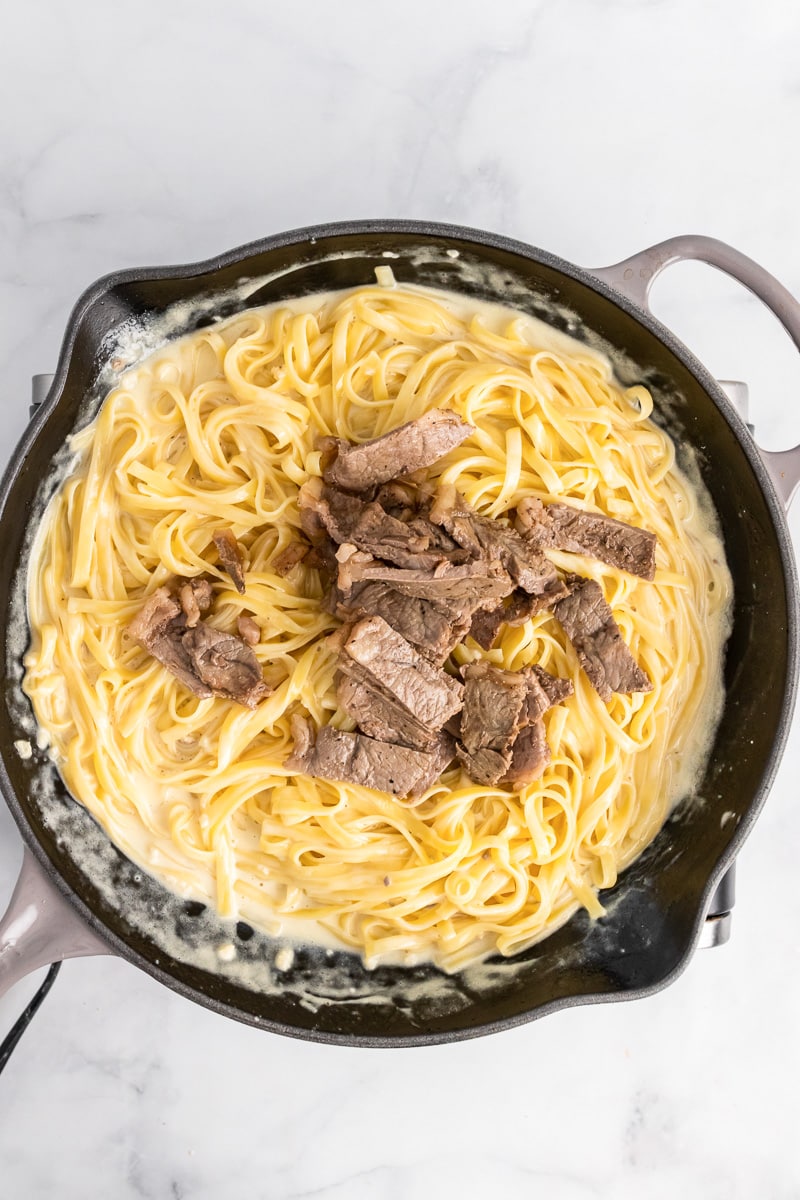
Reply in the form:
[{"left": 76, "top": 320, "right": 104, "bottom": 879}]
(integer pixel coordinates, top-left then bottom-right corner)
[
  {"left": 0, "top": 848, "right": 111, "bottom": 1000},
  {"left": 589, "top": 234, "right": 800, "bottom": 508}
]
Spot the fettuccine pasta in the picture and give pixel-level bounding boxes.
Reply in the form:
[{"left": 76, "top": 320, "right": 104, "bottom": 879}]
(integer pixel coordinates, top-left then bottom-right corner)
[{"left": 23, "top": 282, "right": 732, "bottom": 971}]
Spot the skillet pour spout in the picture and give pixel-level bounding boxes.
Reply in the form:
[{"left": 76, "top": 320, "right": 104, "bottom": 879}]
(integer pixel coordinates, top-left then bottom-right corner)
[{"left": 0, "top": 222, "right": 798, "bottom": 1048}]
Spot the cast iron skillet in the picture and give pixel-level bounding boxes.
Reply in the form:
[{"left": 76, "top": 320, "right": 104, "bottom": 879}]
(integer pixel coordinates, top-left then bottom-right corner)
[{"left": 0, "top": 222, "right": 798, "bottom": 1049}]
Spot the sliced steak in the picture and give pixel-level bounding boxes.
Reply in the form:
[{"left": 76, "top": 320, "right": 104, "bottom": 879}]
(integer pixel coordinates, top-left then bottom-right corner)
[
  {"left": 182, "top": 625, "right": 270, "bottom": 708},
  {"left": 336, "top": 662, "right": 441, "bottom": 750},
  {"left": 516, "top": 498, "right": 657, "bottom": 580},
  {"left": 554, "top": 574, "right": 653, "bottom": 701},
  {"left": 321, "top": 408, "right": 473, "bottom": 492},
  {"left": 520, "top": 665, "right": 573, "bottom": 724},
  {"left": 298, "top": 480, "right": 468, "bottom": 571},
  {"left": 455, "top": 744, "right": 514, "bottom": 785},
  {"left": 455, "top": 660, "right": 571, "bottom": 786},
  {"left": 458, "top": 662, "right": 528, "bottom": 756},
  {"left": 286, "top": 716, "right": 452, "bottom": 798},
  {"left": 339, "top": 557, "right": 515, "bottom": 604},
  {"left": 213, "top": 529, "right": 246, "bottom": 593},
  {"left": 467, "top": 589, "right": 548, "bottom": 650},
  {"left": 374, "top": 479, "right": 422, "bottom": 520},
  {"left": 341, "top": 616, "right": 463, "bottom": 733},
  {"left": 411, "top": 730, "right": 456, "bottom": 795},
  {"left": 501, "top": 721, "right": 550, "bottom": 786},
  {"left": 128, "top": 586, "right": 181, "bottom": 643},
  {"left": 456, "top": 662, "right": 529, "bottom": 785},
  {"left": 526, "top": 664, "right": 574, "bottom": 714},
  {"left": 129, "top": 588, "right": 213, "bottom": 699},
  {"left": 335, "top": 580, "right": 472, "bottom": 665},
  {"left": 429, "top": 484, "right": 567, "bottom": 598}
]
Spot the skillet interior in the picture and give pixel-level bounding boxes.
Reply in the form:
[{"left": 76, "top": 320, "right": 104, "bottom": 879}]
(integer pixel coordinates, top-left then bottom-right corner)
[{"left": 0, "top": 222, "right": 795, "bottom": 1045}]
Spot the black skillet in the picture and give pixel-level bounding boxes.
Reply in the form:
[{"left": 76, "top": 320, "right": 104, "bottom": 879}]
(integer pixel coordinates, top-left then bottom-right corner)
[{"left": 0, "top": 222, "right": 798, "bottom": 1051}]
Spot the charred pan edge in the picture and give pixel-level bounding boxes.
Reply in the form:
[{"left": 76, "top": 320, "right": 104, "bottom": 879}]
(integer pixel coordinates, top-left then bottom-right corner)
[{"left": 0, "top": 219, "right": 796, "bottom": 1046}]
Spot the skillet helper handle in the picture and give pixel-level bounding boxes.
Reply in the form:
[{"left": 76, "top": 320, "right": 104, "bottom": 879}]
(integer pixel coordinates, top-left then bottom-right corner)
[
  {"left": 590, "top": 235, "right": 800, "bottom": 949},
  {"left": 0, "top": 848, "right": 110, "bottom": 1001},
  {"left": 589, "top": 234, "right": 800, "bottom": 508}
]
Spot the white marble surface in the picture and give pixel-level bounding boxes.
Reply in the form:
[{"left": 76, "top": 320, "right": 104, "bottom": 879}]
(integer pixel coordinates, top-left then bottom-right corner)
[{"left": 2, "top": 1, "right": 800, "bottom": 1196}]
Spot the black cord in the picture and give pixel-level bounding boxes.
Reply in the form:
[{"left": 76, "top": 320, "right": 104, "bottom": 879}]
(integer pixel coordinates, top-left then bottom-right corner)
[{"left": 0, "top": 962, "right": 62, "bottom": 1076}]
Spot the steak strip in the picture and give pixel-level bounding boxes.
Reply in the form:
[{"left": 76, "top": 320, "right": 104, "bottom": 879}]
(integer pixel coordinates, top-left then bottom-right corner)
[
  {"left": 468, "top": 589, "right": 544, "bottom": 650},
  {"left": 340, "top": 616, "right": 463, "bottom": 734},
  {"left": 456, "top": 662, "right": 529, "bottom": 785},
  {"left": 501, "top": 722, "right": 550, "bottom": 787},
  {"left": 337, "top": 556, "right": 515, "bottom": 603},
  {"left": 334, "top": 580, "right": 470, "bottom": 665},
  {"left": 336, "top": 662, "right": 442, "bottom": 750},
  {"left": 213, "top": 529, "right": 247, "bottom": 593},
  {"left": 129, "top": 587, "right": 212, "bottom": 699},
  {"left": 321, "top": 408, "right": 473, "bottom": 492},
  {"left": 455, "top": 661, "right": 572, "bottom": 786},
  {"left": 516, "top": 498, "right": 657, "bottom": 581},
  {"left": 554, "top": 574, "right": 653, "bottom": 701},
  {"left": 286, "top": 716, "right": 454, "bottom": 799}
]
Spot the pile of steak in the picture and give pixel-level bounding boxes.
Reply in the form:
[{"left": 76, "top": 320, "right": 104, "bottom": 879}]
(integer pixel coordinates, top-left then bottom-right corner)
[
  {"left": 286, "top": 408, "right": 659, "bottom": 798},
  {"left": 456, "top": 661, "right": 573, "bottom": 787},
  {"left": 128, "top": 531, "right": 269, "bottom": 709},
  {"left": 127, "top": 409, "right": 660, "bottom": 795}
]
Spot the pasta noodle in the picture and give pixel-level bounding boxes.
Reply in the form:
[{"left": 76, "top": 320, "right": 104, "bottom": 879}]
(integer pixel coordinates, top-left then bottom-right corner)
[{"left": 23, "top": 282, "right": 732, "bottom": 972}]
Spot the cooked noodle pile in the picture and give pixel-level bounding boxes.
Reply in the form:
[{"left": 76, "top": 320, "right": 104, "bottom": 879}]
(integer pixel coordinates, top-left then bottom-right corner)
[{"left": 23, "top": 283, "right": 731, "bottom": 971}]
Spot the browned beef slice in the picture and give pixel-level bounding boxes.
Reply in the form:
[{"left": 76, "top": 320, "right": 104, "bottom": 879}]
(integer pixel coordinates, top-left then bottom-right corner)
[
  {"left": 501, "top": 721, "right": 550, "bottom": 786},
  {"left": 554, "top": 575, "right": 653, "bottom": 702},
  {"left": 429, "top": 484, "right": 567, "bottom": 598},
  {"left": 519, "top": 665, "right": 572, "bottom": 723},
  {"left": 321, "top": 409, "right": 473, "bottom": 492},
  {"left": 307, "top": 538, "right": 340, "bottom": 579},
  {"left": 374, "top": 479, "right": 421, "bottom": 520},
  {"left": 213, "top": 529, "right": 246, "bottom": 593},
  {"left": 342, "top": 616, "right": 463, "bottom": 732},
  {"left": 129, "top": 589, "right": 213, "bottom": 699},
  {"left": 459, "top": 661, "right": 528, "bottom": 755},
  {"left": 516, "top": 498, "right": 657, "bottom": 581},
  {"left": 182, "top": 625, "right": 270, "bottom": 709},
  {"left": 285, "top": 717, "right": 451, "bottom": 798},
  {"left": 338, "top": 557, "right": 515, "bottom": 604},
  {"left": 335, "top": 580, "right": 472, "bottom": 665},
  {"left": 456, "top": 662, "right": 530, "bottom": 785},
  {"left": 467, "top": 589, "right": 551, "bottom": 650},
  {"left": 128, "top": 586, "right": 181, "bottom": 642},
  {"left": 455, "top": 744, "right": 513, "bottom": 785},
  {"left": 455, "top": 661, "right": 568, "bottom": 786},
  {"left": 336, "top": 661, "right": 442, "bottom": 750},
  {"left": 529, "top": 664, "right": 574, "bottom": 709},
  {"left": 298, "top": 480, "right": 469, "bottom": 571},
  {"left": 128, "top": 576, "right": 266, "bottom": 707}
]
